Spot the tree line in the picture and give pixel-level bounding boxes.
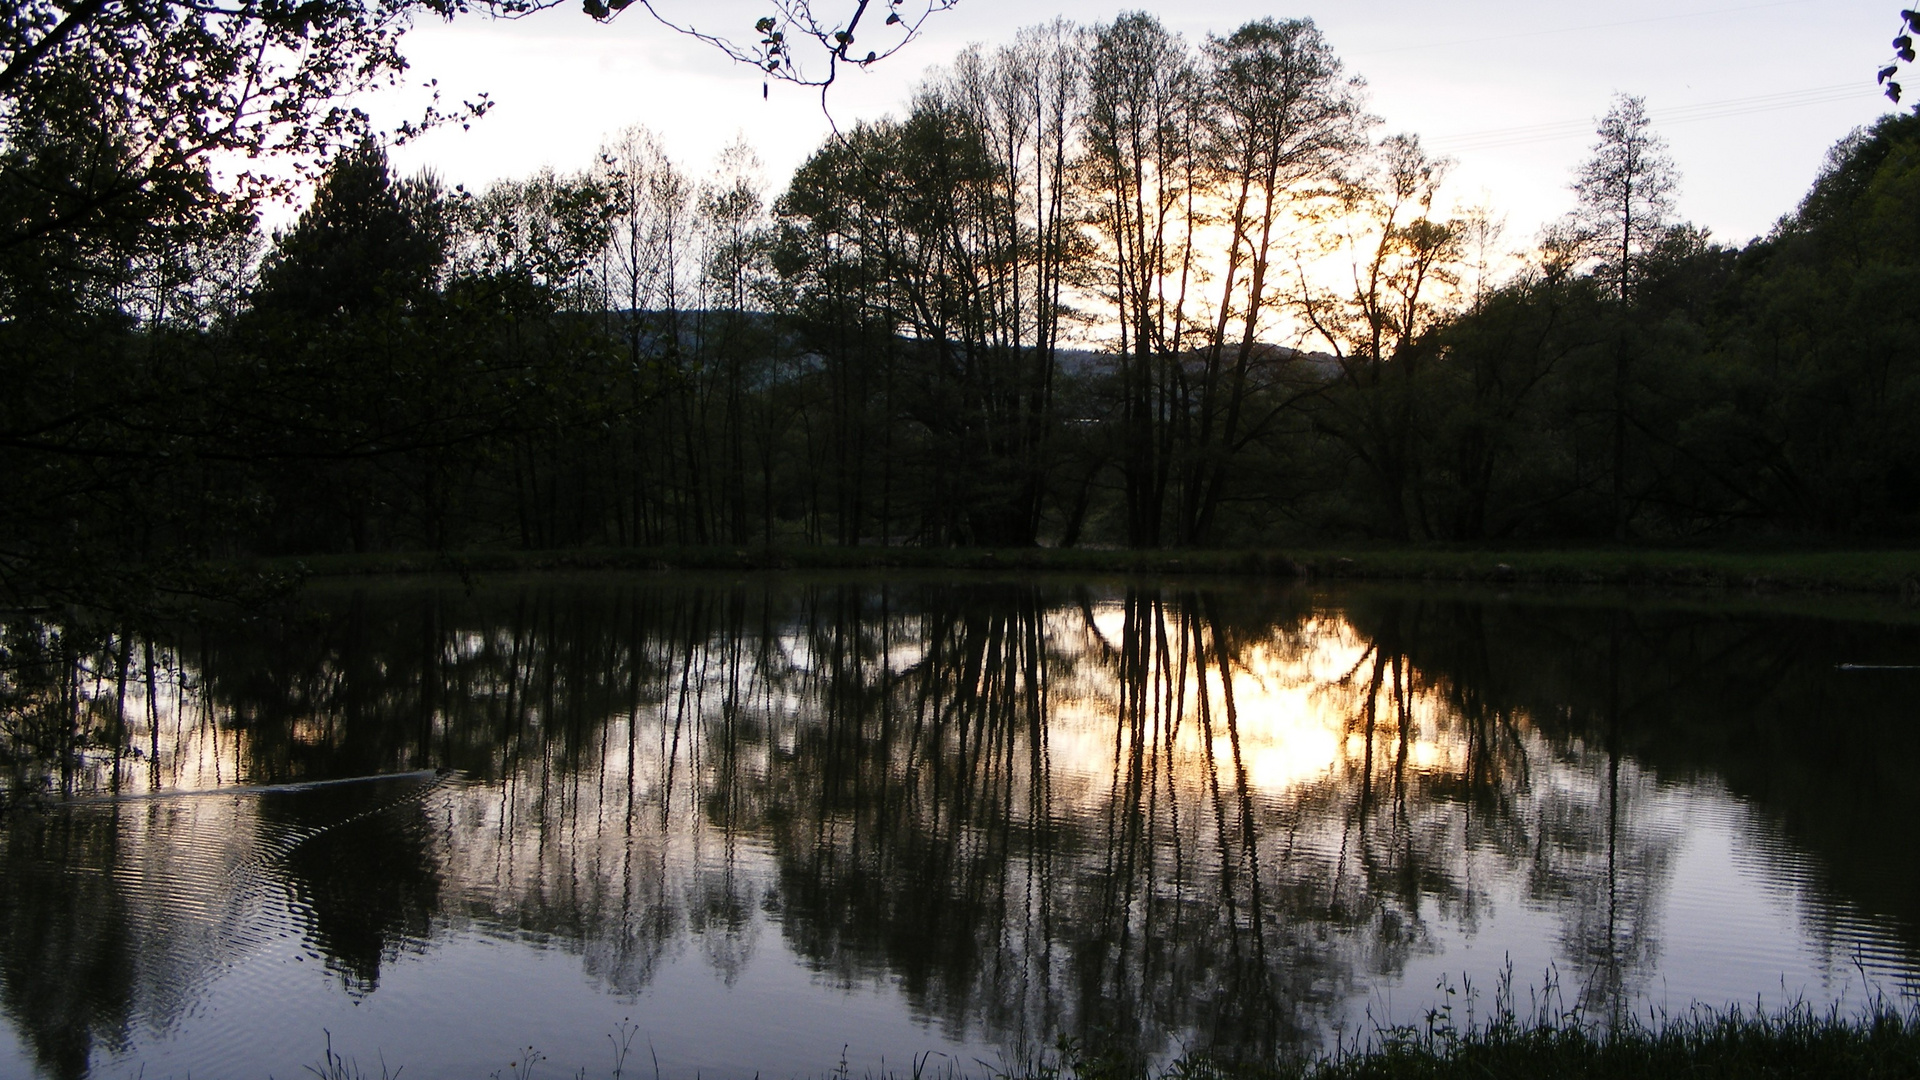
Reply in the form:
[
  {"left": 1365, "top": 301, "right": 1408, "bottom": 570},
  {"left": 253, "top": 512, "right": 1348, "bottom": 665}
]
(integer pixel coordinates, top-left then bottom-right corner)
[{"left": 5, "top": 10, "right": 1919, "bottom": 611}]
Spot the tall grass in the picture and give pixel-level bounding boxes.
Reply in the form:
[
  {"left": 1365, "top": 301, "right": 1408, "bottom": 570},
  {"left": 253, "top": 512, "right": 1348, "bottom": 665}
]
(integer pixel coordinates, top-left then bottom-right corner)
[{"left": 1044, "top": 966, "right": 1920, "bottom": 1080}]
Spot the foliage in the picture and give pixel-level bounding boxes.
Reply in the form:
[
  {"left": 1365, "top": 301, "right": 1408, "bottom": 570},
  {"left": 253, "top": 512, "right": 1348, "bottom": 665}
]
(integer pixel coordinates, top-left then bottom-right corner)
[
  {"left": 7, "top": 10, "right": 1920, "bottom": 619},
  {"left": 1, "top": 0, "right": 431, "bottom": 217},
  {"left": 768, "top": 23, "right": 1088, "bottom": 546},
  {"left": 255, "top": 142, "right": 452, "bottom": 320},
  {"left": 1416, "top": 109, "right": 1920, "bottom": 541},
  {"left": 1880, "top": 8, "right": 1920, "bottom": 104}
]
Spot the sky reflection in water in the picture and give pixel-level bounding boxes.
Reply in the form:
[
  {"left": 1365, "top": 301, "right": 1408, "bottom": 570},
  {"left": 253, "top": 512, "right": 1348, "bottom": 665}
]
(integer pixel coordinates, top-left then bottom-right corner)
[{"left": 1, "top": 579, "right": 1916, "bottom": 1080}]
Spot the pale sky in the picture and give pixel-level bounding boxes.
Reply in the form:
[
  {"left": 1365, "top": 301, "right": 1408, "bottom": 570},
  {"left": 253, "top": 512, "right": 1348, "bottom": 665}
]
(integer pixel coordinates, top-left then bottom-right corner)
[{"left": 375, "top": 0, "right": 1899, "bottom": 249}]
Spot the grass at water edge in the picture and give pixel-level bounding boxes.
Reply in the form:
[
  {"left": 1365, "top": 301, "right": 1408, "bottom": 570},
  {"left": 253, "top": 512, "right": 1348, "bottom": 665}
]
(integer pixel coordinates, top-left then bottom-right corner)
[{"left": 293, "top": 992, "right": 1920, "bottom": 1080}]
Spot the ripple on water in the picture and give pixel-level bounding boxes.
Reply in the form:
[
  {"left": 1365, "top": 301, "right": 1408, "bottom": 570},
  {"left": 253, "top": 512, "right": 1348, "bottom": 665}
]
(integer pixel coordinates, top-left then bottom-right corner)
[
  {"left": 11, "top": 772, "right": 461, "bottom": 1073},
  {"left": 1639, "top": 793, "right": 1917, "bottom": 1012}
]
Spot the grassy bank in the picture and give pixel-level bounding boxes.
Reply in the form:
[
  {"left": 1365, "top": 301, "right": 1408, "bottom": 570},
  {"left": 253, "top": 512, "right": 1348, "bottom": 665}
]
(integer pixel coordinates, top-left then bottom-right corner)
[{"left": 242, "top": 544, "right": 1920, "bottom": 595}]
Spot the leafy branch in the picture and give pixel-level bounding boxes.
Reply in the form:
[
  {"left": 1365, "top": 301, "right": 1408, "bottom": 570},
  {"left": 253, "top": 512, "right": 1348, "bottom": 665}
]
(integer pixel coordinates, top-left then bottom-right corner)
[{"left": 1881, "top": 8, "right": 1920, "bottom": 104}]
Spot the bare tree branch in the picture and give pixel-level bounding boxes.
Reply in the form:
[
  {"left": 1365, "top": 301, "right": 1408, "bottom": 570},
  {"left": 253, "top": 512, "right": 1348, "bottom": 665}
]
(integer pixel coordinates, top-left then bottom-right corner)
[{"left": 614, "top": 0, "right": 959, "bottom": 91}]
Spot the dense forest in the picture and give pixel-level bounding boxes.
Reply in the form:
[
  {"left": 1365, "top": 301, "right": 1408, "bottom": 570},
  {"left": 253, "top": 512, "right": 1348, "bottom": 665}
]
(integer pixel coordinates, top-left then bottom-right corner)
[{"left": 4, "top": 9, "right": 1920, "bottom": 611}]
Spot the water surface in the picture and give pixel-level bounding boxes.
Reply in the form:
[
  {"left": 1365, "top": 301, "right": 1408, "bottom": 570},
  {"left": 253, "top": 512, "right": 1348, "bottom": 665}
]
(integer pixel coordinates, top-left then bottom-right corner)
[{"left": 2, "top": 578, "right": 1917, "bottom": 1079}]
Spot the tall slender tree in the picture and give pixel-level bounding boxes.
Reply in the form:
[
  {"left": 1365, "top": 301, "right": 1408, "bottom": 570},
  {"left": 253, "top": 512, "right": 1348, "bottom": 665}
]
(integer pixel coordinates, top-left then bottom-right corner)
[
  {"left": 1176, "top": 17, "right": 1367, "bottom": 544},
  {"left": 1569, "top": 94, "right": 1678, "bottom": 538},
  {"left": 697, "top": 139, "right": 771, "bottom": 545},
  {"left": 1295, "top": 134, "right": 1462, "bottom": 539},
  {"left": 1082, "top": 12, "right": 1202, "bottom": 548},
  {"left": 596, "top": 125, "right": 690, "bottom": 543}
]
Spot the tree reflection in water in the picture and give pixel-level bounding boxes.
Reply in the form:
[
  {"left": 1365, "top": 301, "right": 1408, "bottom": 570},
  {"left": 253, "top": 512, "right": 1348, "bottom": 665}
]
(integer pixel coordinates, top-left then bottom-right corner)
[{"left": 1, "top": 581, "right": 1916, "bottom": 1079}]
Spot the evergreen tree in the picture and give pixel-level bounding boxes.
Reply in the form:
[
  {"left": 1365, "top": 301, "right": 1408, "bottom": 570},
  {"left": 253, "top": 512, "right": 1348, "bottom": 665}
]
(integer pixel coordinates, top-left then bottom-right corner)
[{"left": 252, "top": 143, "right": 449, "bottom": 323}]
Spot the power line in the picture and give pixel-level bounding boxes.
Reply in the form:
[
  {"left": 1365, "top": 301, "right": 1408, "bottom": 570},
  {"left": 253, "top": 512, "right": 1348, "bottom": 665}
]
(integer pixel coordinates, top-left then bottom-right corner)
[
  {"left": 1348, "top": 0, "right": 1824, "bottom": 58},
  {"left": 1437, "top": 84, "right": 1856, "bottom": 142},
  {"left": 1429, "top": 84, "right": 1872, "bottom": 153}
]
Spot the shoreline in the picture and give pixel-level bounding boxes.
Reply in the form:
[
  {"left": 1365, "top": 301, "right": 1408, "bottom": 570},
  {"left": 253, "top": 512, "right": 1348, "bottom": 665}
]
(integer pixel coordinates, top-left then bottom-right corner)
[{"left": 228, "top": 545, "right": 1920, "bottom": 595}]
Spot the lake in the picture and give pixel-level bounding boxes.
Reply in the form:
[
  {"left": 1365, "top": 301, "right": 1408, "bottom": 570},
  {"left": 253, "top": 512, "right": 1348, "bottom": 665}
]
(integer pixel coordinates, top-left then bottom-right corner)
[{"left": 1, "top": 576, "right": 1917, "bottom": 1079}]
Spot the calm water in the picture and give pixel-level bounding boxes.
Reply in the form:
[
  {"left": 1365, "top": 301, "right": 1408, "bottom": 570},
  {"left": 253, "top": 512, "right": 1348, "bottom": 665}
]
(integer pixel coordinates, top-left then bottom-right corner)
[{"left": 2, "top": 578, "right": 1918, "bottom": 1079}]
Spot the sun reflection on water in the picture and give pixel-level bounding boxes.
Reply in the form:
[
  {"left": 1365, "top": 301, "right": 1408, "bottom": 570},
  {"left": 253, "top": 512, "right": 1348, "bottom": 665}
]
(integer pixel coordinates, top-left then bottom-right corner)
[{"left": 1055, "top": 603, "right": 1473, "bottom": 798}]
